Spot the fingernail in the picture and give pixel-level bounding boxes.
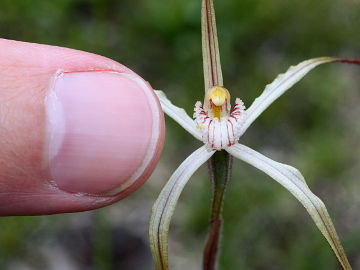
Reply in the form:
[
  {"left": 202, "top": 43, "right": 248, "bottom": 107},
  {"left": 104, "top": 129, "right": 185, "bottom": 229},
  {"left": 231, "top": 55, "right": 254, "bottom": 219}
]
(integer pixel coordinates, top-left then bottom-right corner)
[{"left": 46, "top": 71, "right": 163, "bottom": 195}]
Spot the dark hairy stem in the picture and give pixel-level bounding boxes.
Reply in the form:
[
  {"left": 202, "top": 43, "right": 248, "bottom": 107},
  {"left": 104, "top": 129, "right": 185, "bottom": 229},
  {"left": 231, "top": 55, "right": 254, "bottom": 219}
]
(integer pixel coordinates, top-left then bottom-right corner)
[{"left": 203, "top": 151, "right": 233, "bottom": 270}]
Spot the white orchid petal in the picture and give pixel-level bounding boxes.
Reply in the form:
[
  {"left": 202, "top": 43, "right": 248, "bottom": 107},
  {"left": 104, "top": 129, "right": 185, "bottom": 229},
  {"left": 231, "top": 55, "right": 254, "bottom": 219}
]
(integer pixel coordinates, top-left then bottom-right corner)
[
  {"left": 239, "top": 57, "right": 337, "bottom": 135},
  {"left": 149, "top": 146, "right": 215, "bottom": 270},
  {"left": 227, "top": 144, "right": 351, "bottom": 270},
  {"left": 155, "top": 90, "right": 202, "bottom": 141}
]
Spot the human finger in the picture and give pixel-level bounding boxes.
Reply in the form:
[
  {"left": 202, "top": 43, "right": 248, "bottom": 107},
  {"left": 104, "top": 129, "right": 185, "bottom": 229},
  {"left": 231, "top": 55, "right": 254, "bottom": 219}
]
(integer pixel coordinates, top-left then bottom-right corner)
[{"left": 0, "top": 39, "right": 164, "bottom": 215}]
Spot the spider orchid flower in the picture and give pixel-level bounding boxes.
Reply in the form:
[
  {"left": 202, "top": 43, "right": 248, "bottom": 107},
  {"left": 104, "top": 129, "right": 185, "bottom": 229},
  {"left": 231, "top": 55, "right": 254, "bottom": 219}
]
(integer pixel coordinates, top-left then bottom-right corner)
[{"left": 149, "top": 1, "right": 360, "bottom": 269}]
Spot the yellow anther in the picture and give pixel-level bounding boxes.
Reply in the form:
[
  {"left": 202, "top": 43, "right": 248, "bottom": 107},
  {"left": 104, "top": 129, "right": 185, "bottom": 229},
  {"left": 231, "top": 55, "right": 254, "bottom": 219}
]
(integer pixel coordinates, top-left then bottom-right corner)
[
  {"left": 208, "top": 86, "right": 228, "bottom": 106},
  {"left": 204, "top": 86, "right": 231, "bottom": 119}
]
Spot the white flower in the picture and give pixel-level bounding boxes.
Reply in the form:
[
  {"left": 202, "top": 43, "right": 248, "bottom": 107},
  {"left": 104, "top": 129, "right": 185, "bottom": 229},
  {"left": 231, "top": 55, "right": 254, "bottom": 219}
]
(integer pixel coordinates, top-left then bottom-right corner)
[
  {"left": 150, "top": 57, "right": 358, "bottom": 270},
  {"left": 149, "top": 0, "right": 359, "bottom": 269}
]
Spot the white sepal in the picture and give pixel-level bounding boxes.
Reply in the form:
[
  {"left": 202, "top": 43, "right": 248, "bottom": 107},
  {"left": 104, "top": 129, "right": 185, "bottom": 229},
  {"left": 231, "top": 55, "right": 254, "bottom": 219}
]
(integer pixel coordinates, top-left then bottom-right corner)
[
  {"left": 154, "top": 90, "right": 202, "bottom": 141},
  {"left": 149, "top": 146, "right": 216, "bottom": 270},
  {"left": 239, "top": 57, "right": 337, "bottom": 136},
  {"left": 227, "top": 143, "right": 351, "bottom": 270},
  {"left": 201, "top": 0, "right": 223, "bottom": 91}
]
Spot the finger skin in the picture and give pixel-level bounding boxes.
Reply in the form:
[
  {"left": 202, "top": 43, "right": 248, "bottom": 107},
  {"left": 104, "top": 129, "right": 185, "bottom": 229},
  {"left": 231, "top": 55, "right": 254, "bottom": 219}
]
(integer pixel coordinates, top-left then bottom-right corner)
[{"left": 0, "top": 38, "right": 165, "bottom": 215}]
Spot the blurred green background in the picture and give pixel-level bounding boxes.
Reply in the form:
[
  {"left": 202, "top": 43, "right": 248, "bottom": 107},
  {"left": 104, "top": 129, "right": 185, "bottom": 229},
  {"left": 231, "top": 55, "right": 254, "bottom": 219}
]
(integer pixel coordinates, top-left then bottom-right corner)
[{"left": 1, "top": 0, "right": 360, "bottom": 269}]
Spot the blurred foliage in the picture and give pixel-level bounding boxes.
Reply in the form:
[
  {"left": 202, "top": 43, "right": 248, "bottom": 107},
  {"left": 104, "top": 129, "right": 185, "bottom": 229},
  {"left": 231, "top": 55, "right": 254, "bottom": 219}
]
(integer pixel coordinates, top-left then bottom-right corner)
[{"left": 1, "top": 0, "right": 360, "bottom": 269}]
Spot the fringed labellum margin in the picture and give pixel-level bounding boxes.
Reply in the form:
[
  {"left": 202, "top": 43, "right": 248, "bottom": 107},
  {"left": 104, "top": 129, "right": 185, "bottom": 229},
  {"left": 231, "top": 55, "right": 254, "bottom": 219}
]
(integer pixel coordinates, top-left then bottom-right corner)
[{"left": 194, "top": 86, "right": 246, "bottom": 151}]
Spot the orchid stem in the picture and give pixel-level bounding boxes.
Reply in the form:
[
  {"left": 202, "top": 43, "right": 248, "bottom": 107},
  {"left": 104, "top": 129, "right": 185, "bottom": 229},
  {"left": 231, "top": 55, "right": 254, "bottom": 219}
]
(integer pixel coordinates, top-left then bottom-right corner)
[{"left": 203, "top": 151, "right": 232, "bottom": 270}]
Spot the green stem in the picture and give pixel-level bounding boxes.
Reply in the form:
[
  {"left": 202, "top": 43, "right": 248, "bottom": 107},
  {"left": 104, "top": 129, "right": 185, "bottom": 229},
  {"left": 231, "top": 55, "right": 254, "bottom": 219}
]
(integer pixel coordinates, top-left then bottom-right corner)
[{"left": 203, "top": 151, "right": 232, "bottom": 270}]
